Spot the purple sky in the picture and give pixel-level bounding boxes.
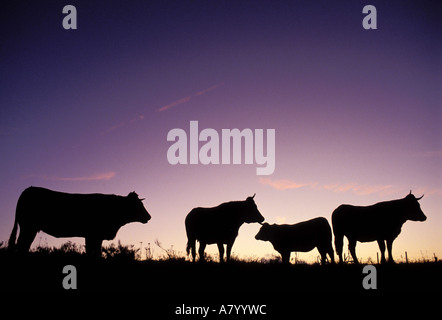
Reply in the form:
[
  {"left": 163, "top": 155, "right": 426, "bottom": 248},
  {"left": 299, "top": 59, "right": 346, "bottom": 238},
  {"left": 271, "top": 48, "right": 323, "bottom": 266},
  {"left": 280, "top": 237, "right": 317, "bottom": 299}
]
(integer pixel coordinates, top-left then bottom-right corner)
[{"left": 1, "top": 0, "right": 440, "bottom": 262}]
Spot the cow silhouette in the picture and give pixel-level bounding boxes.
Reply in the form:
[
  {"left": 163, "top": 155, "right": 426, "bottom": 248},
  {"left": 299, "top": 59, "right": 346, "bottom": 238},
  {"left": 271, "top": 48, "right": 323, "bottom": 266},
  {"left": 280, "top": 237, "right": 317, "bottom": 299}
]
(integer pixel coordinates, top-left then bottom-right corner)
[
  {"left": 332, "top": 191, "right": 426, "bottom": 264},
  {"left": 255, "top": 217, "right": 334, "bottom": 265},
  {"left": 8, "top": 186, "right": 151, "bottom": 257},
  {"left": 185, "top": 194, "right": 265, "bottom": 263}
]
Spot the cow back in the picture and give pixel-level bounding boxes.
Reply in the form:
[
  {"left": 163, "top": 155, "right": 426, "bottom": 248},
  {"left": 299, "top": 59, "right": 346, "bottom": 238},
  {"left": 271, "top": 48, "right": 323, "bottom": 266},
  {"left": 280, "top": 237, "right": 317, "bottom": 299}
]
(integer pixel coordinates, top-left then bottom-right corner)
[
  {"left": 185, "top": 201, "right": 249, "bottom": 244},
  {"left": 17, "top": 187, "right": 131, "bottom": 239}
]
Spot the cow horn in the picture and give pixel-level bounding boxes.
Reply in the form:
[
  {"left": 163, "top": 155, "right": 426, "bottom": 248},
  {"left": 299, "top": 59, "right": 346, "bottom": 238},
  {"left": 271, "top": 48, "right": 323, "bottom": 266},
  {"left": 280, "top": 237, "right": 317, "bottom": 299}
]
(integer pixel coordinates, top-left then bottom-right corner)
[
  {"left": 409, "top": 190, "right": 412, "bottom": 195},
  {"left": 416, "top": 194, "right": 424, "bottom": 201},
  {"left": 140, "top": 198, "right": 146, "bottom": 201},
  {"left": 252, "top": 193, "right": 256, "bottom": 199}
]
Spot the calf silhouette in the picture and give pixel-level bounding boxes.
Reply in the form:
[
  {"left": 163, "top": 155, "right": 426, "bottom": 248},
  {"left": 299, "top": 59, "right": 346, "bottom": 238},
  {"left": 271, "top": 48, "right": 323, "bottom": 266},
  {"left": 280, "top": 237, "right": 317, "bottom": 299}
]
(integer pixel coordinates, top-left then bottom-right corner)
[
  {"left": 255, "top": 217, "right": 334, "bottom": 264},
  {"left": 332, "top": 191, "right": 426, "bottom": 264},
  {"left": 8, "top": 186, "right": 151, "bottom": 257},
  {"left": 185, "top": 194, "right": 264, "bottom": 263}
]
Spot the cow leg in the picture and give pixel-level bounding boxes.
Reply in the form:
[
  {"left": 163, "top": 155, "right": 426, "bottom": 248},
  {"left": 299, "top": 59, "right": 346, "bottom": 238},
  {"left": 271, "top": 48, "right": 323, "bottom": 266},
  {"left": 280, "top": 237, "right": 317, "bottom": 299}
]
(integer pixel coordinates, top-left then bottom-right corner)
[
  {"left": 328, "top": 243, "right": 335, "bottom": 264},
  {"left": 386, "top": 239, "right": 395, "bottom": 264},
  {"left": 226, "top": 241, "right": 234, "bottom": 262},
  {"left": 280, "top": 251, "right": 290, "bottom": 264},
  {"left": 217, "top": 243, "right": 225, "bottom": 263},
  {"left": 321, "top": 242, "right": 335, "bottom": 264},
  {"left": 16, "top": 227, "right": 37, "bottom": 253},
  {"left": 189, "top": 240, "right": 196, "bottom": 262},
  {"left": 320, "top": 249, "right": 327, "bottom": 265},
  {"left": 377, "top": 239, "right": 387, "bottom": 264},
  {"left": 198, "top": 242, "right": 206, "bottom": 262},
  {"left": 348, "top": 239, "right": 359, "bottom": 264},
  {"left": 86, "top": 237, "right": 102, "bottom": 258},
  {"left": 334, "top": 233, "right": 344, "bottom": 264}
]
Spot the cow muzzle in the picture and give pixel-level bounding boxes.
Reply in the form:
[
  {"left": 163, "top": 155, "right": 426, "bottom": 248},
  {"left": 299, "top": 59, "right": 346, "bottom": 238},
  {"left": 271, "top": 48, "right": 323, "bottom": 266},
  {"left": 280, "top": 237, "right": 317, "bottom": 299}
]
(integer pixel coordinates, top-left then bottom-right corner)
[{"left": 141, "top": 214, "right": 151, "bottom": 223}]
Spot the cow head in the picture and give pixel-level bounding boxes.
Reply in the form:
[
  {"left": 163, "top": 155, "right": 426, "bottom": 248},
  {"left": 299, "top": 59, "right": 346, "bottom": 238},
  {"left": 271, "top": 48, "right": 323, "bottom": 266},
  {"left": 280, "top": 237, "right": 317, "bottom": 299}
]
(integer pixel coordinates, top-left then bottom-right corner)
[
  {"left": 255, "top": 222, "right": 271, "bottom": 241},
  {"left": 404, "top": 191, "right": 426, "bottom": 222},
  {"left": 127, "top": 191, "right": 151, "bottom": 224},
  {"left": 243, "top": 194, "right": 265, "bottom": 223}
]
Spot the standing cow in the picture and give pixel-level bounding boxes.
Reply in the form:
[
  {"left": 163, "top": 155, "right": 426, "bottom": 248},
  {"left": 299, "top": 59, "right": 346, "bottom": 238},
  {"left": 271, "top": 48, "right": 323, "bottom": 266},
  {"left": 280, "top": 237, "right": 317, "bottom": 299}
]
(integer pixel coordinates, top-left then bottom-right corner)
[
  {"left": 255, "top": 217, "right": 334, "bottom": 265},
  {"left": 8, "top": 186, "right": 151, "bottom": 257},
  {"left": 185, "top": 194, "right": 265, "bottom": 263},
  {"left": 332, "top": 191, "right": 426, "bottom": 264}
]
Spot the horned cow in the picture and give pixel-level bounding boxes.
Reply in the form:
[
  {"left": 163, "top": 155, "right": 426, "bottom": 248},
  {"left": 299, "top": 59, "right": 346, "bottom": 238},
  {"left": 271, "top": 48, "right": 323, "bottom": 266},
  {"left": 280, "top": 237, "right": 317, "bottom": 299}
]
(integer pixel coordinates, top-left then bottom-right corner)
[
  {"left": 185, "top": 194, "right": 265, "bottom": 263},
  {"left": 332, "top": 191, "right": 426, "bottom": 264},
  {"left": 8, "top": 186, "right": 151, "bottom": 257}
]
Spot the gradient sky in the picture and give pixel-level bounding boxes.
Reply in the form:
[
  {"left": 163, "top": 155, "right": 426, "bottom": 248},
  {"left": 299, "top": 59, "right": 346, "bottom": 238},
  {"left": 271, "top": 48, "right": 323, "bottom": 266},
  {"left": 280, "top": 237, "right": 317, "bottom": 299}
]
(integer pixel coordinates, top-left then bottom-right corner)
[{"left": 1, "top": 0, "right": 440, "bottom": 263}]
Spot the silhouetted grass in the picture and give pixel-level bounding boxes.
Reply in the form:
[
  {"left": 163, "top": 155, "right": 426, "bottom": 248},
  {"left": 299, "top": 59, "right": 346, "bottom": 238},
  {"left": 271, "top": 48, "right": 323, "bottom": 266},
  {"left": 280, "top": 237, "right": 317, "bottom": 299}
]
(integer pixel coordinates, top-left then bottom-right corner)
[
  {"left": 0, "top": 240, "right": 142, "bottom": 261},
  {"left": 101, "top": 240, "right": 140, "bottom": 261},
  {"left": 0, "top": 241, "right": 440, "bottom": 292}
]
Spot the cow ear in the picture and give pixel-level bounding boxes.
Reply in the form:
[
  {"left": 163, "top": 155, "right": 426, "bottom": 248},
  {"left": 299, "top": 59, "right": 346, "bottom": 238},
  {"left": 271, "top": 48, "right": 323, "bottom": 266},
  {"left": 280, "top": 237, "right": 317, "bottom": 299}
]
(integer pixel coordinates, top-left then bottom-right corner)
[{"left": 128, "top": 191, "right": 138, "bottom": 198}]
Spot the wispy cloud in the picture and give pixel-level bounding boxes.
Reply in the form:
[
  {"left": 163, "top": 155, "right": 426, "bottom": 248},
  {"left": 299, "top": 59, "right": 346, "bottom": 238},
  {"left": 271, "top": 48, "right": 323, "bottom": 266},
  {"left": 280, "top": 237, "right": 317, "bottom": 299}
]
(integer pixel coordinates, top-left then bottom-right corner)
[
  {"left": 28, "top": 171, "right": 116, "bottom": 182},
  {"left": 101, "top": 115, "right": 144, "bottom": 135},
  {"left": 157, "top": 96, "right": 192, "bottom": 112},
  {"left": 410, "top": 186, "right": 442, "bottom": 197},
  {"left": 157, "top": 82, "right": 224, "bottom": 112},
  {"left": 321, "top": 183, "right": 399, "bottom": 196},
  {"left": 101, "top": 82, "right": 223, "bottom": 135},
  {"left": 259, "top": 178, "right": 310, "bottom": 190},
  {"left": 194, "top": 84, "right": 223, "bottom": 97},
  {"left": 259, "top": 177, "right": 440, "bottom": 197}
]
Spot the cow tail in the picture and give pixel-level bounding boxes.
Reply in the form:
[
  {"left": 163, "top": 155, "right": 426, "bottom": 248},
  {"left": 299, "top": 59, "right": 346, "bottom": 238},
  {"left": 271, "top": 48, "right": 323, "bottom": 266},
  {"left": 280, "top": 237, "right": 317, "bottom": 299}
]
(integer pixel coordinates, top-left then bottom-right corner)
[{"left": 8, "top": 217, "right": 18, "bottom": 252}]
